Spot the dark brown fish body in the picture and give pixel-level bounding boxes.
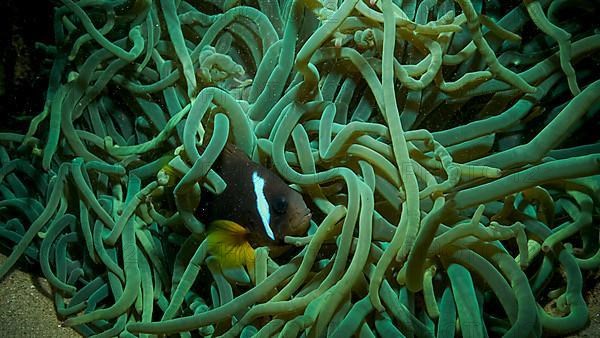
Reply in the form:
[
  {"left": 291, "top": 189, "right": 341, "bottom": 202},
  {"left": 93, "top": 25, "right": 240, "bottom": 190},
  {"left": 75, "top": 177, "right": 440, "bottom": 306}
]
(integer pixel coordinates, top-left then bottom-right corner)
[{"left": 196, "top": 144, "right": 311, "bottom": 252}]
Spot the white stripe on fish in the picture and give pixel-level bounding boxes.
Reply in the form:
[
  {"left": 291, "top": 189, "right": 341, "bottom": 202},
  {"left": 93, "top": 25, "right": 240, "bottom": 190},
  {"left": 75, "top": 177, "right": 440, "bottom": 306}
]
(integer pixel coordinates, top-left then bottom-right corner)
[{"left": 252, "top": 171, "right": 275, "bottom": 240}]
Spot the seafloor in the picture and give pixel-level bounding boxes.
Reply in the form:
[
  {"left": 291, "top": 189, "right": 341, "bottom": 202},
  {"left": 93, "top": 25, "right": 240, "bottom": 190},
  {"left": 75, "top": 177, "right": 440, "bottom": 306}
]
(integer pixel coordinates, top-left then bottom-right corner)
[{"left": 0, "top": 254, "right": 79, "bottom": 337}]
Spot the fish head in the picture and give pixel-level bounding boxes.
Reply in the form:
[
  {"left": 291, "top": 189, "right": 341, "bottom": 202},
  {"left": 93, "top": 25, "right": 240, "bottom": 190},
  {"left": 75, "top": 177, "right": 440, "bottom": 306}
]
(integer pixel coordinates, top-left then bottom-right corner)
[{"left": 245, "top": 168, "right": 312, "bottom": 251}]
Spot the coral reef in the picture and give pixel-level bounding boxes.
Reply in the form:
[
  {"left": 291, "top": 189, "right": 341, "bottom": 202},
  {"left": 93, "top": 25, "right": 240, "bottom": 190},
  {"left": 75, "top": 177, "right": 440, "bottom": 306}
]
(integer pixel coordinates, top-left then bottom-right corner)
[{"left": 0, "top": 0, "right": 599, "bottom": 336}]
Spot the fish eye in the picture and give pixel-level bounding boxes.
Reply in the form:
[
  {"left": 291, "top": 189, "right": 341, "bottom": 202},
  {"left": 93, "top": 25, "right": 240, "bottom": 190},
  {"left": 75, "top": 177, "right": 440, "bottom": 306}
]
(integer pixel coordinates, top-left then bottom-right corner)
[{"left": 272, "top": 196, "right": 288, "bottom": 214}]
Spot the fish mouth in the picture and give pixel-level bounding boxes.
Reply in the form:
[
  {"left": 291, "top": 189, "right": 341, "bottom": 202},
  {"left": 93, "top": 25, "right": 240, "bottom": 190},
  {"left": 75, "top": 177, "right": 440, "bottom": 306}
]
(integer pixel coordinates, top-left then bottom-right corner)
[
  {"left": 290, "top": 209, "right": 312, "bottom": 236},
  {"left": 267, "top": 210, "right": 312, "bottom": 256},
  {"left": 301, "top": 210, "right": 312, "bottom": 225}
]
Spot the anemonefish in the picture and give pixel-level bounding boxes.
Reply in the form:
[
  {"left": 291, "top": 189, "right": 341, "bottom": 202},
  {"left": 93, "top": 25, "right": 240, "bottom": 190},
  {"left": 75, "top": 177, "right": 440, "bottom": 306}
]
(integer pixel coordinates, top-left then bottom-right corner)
[{"left": 194, "top": 144, "right": 312, "bottom": 271}]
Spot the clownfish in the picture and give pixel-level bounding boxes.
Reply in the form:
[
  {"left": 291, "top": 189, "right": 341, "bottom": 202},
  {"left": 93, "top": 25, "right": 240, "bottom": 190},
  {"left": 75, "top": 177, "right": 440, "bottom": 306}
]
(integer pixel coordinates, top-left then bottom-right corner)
[{"left": 195, "top": 144, "right": 312, "bottom": 271}]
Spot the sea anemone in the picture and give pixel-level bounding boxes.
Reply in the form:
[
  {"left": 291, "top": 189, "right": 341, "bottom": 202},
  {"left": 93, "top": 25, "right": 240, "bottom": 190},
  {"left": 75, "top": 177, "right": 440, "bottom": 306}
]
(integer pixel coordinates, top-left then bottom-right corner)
[{"left": 0, "top": 0, "right": 599, "bottom": 337}]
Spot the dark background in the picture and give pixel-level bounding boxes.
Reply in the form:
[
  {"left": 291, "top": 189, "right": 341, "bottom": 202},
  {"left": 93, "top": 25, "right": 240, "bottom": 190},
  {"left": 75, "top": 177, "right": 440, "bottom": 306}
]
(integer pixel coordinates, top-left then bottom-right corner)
[{"left": 0, "top": 1, "right": 55, "bottom": 133}]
